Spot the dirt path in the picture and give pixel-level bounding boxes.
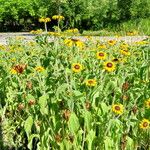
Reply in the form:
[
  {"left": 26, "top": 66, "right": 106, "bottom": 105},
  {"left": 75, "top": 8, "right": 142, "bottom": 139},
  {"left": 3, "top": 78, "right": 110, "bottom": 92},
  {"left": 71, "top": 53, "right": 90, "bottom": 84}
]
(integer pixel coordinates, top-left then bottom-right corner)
[{"left": 0, "top": 32, "right": 149, "bottom": 45}]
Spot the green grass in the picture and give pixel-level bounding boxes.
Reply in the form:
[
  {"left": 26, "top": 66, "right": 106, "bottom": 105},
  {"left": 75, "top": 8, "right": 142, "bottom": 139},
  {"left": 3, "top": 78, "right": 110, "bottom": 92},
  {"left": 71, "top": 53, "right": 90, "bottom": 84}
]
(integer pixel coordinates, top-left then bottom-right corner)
[{"left": 82, "top": 18, "right": 150, "bottom": 36}]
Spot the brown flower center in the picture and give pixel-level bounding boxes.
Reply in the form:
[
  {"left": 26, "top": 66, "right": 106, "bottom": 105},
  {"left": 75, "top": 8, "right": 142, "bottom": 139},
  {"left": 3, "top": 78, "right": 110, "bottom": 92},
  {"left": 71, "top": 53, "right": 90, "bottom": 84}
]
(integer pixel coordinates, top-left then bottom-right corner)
[
  {"left": 74, "top": 65, "right": 80, "bottom": 69},
  {"left": 123, "top": 50, "right": 128, "bottom": 52},
  {"left": 88, "top": 80, "right": 94, "bottom": 84},
  {"left": 113, "top": 58, "right": 119, "bottom": 62},
  {"left": 115, "top": 106, "right": 120, "bottom": 111},
  {"left": 99, "top": 53, "right": 104, "bottom": 56},
  {"left": 143, "top": 122, "right": 148, "bottom": 127},
  {"left": 107, "top": 63, "right": 113, "bottom": 68}
]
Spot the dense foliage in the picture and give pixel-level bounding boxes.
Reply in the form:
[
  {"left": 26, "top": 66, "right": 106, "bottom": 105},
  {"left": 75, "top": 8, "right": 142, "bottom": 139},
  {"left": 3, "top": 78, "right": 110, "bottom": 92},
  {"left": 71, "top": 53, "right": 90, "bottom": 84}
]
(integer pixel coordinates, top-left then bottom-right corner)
[
  {"left": 0, "top": 0, "right": 150, "bottom": 31},
  {"left": 0, "top": 34, "right": 150, "bottom": 150}
]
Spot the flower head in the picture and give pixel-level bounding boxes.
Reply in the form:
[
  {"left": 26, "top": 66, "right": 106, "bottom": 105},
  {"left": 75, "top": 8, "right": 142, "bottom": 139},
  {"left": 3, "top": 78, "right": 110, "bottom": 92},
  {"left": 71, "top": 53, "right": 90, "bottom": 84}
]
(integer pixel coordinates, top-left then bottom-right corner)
[
  {"left": 72, "top": 63, "right": 83, "bottom": 73},
  {"left": 39, "top": 17, "right": 51, "bottom": 23},
  {"left": 108, "top": 40, "right": 116, "bottom": 46},
  {"left": 98, "top": 44, "right": 107, "bottom": 49},
  {"left": 145, "top": 99, "right": 150, "bottom": 109},
  {"left": 85, "top": 79, "right": 97, "bottom": 87},
  {"left": 112, "top": 104, "right": 124, "bottom": 115},
  {"left": 104, "top": 61, "right": 116, "bottom": 72},
  {"left": 120, "top": 49, "right": 131, "bottom": 56},
  {"left": 35, "top": 66, "right": 45, "bottom": 72},
  {"left": 139, "top": 119, "right": 150, "bottom": 129},
  {"left": 52, "top": 15, "right": 64, "bottom": 20},
  {"left": 10, "top": 68, "right": 17, "bottom": 74},
  {"left": 96, "top": 52, "right": 107, "bottom": 60},
  {"left": 13, "top": 64, "right": 26, "bottom": 74}
]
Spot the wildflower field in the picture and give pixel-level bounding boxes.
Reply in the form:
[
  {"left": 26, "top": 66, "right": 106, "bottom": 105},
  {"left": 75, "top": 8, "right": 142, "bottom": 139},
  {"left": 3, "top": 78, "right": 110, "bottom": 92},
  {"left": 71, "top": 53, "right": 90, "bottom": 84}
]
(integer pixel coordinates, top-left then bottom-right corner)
[{"left": 0, "top": 33, "right": 150, "bottom": 150}]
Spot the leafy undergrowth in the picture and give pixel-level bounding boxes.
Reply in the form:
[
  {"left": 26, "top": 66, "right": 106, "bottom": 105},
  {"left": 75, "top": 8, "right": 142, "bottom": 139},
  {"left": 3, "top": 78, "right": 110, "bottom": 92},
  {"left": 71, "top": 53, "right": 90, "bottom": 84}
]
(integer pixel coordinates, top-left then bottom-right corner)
[{"left": 0, "top": 35, "right": 150, "bottom": 150}]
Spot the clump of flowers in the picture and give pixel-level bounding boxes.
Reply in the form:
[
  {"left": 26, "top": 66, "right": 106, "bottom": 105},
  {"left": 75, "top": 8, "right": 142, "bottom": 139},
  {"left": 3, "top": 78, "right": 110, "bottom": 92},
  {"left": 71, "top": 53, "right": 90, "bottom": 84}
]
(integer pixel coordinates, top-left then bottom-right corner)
[
  {"left": 104, "top": 61, "right": 116, "bottom": 72},
  {"left": 85, "top": 79, "right": 97, "bottom": 87},
  {"left": 52, "top": 15, "right": 64, "bottom": 20},
  {"left": 112, "top": 104, "right": 124, "bottom": 115},
  {"left": 64, "top": 38, "right": 84, "bottom": 48},
  {"left": 39, "top": 17, "right": 51, "bottom": 32},
  {"left": 66, "top": 28, "right": 79, "bottom": 33},
  {"left": 72, "top": 63, "right": 83, "bottom": 73},
  {"left": 139, "top": 119, "right": 150, "bottom": 129},
  {"left": 30, "top": 29, "right": 43, "bottom": 34},
  {"left": 39, "top": 17, "right": 51, "bottom": 23},
  {"left": 127, "top": 30, "right": 138, "bottom": 36}
]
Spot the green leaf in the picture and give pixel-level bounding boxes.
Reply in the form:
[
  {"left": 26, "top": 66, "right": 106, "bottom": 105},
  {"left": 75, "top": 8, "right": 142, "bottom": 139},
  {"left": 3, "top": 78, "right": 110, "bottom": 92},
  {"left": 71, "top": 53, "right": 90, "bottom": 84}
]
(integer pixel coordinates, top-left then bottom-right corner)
[
  {"left": 100, "top": 102, "right": 109, "bottom": 114},
  {"left": 24, "top": 116, "right": 33, "bottom": 138},
  {"left": 126, "top": 136, "right": 134, "bottom": 150},
  {"left": 28, "top": 134, "right": 40, "bottom": 150},
  {"left": 86, "top": 130, "right": 95, "bottom": 150},
  {"left": 68, "top": 112, "right": 80, "bottom": 133},
  {"left": 104, "top": 136, "right": 114, "bottom": 150},
  {"left": 84, "top": 111, "right": 92, "bottom": 132},
  {"left": 38, "top": 94, "right": 48, "bottom": 115}
]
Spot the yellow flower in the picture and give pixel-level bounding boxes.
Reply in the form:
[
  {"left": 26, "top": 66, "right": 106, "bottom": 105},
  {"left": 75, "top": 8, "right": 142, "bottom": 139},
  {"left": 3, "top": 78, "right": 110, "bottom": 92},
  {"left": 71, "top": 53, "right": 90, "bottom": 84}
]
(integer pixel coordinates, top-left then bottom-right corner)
[
  {"left": 76, "top": 40, "right": 84, "bottom": 49},
  {"left": 145, "top": 99, "right": 150, "bottom": 109},
  {"left": 112, "top": 58, "right": 120, "bottom": 63},
  {"left": 0, "top": 44, "right": 6, "bottom": 50},
  {"left": 10, "top": 68, "right": 17, "bottom": 74},
  {"left": 127, "top": 31, "right": 138, "bottom": 36},
  {"left": 30, "top": 29, "right": 43, "bottom": 34},
  {"left": 64, "top": 39, "right": 73, "bottom": 47},
  {"left": 98, "top": 44, "right": 107, "bottom": 49},
  {"left": 104, "top": 61, "right": 116, "bottom": 72},
  {"left": 85, "top": 79, "right": 97, "bottom": 87},
  {"left": 39, "top": 17, "right": 51, "bottom": 23},
  {"left": 139, "top": 119, "right": 150, "bottom": 129},
  {"left": 52, "top": 15, "right": 64, "bottom": 20},
  {"left": 96, "top": 52, "right": 107, "bottom": 60},
  {"left": 66, "top": 28, "right": 79, "bottom": 33},
  {"left": 120, "top": 43, "right": 129, "bottom": 49},
  {"left": 112, "top": 104, "right": 124, "bottom": 115},
  {"left": 35, "top": 66, "right": 45, "bottom": 72},
  {"left": 108, "top": 40, "right": 116, "bottom": 46},
  {"left": 120, "top": 49, "right": 131, "bottom": 56},
  {"left": 72, "top": 63, "right": 83, "bottom": 73}
]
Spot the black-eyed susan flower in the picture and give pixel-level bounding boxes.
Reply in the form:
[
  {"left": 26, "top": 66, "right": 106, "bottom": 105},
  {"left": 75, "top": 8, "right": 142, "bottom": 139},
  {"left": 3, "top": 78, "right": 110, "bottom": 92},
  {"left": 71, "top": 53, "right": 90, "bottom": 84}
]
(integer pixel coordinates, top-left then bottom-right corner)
[
  {"left": 98, "top": 44, "right": 107, "bottom": 49},
  {"left": 13, "top": 64, "right": 26, "bottom": 74},
  {"left": 112, "top": 104, "right": 124, "bottom": 115},
  {"left": 96, "top": 52, "right": 107, "bottom": 60},
  {"left": 120, "top": 43, "right": 129, "bottom": 49},
  {"left": 120, "top": 49, "right": 131, "bottom": 56},
  {"left": 104, "top": 61, "right": 116, "bottom": 72},
  {"left": 112, "top": 58, "right": 120, "bottom": 63},
  {"left": 10, "top": 68, "right": 17, "bottom": 74},
  {"left": 108, "top": 40, "right": 116, "bottom": 46},
  {"left": 72, "top": 63, "right": 83, "bottom": 73},
  {"left": 139, "top": 119, "right": 150, "bottom": 129},
  {"left": 85, "top": 79, "right": 97, "bottom": 87},
  {"left": 75, "top": 40, "right": 84, "bottom": 49},
  {"left": 145, "top": 99, "right": 150, "bottom": 109},
  {"left": 35, "top": 66, "right": 45, "bottom": 72}
]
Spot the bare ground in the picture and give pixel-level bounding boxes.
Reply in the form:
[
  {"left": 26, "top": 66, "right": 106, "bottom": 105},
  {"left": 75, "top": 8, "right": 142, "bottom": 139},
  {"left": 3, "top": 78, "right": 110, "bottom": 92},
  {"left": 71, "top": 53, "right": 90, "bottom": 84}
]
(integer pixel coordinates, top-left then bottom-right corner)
[{"left": 0, "top": 32, "right": 149, "bottom": 45}]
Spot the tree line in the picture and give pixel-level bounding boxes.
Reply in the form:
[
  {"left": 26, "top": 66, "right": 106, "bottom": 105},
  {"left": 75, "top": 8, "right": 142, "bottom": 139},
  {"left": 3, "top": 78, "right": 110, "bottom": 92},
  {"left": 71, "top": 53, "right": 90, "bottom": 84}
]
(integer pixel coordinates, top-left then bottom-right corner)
[{"left": 0, "top": 0, "right": 149, "bottom": 32}]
